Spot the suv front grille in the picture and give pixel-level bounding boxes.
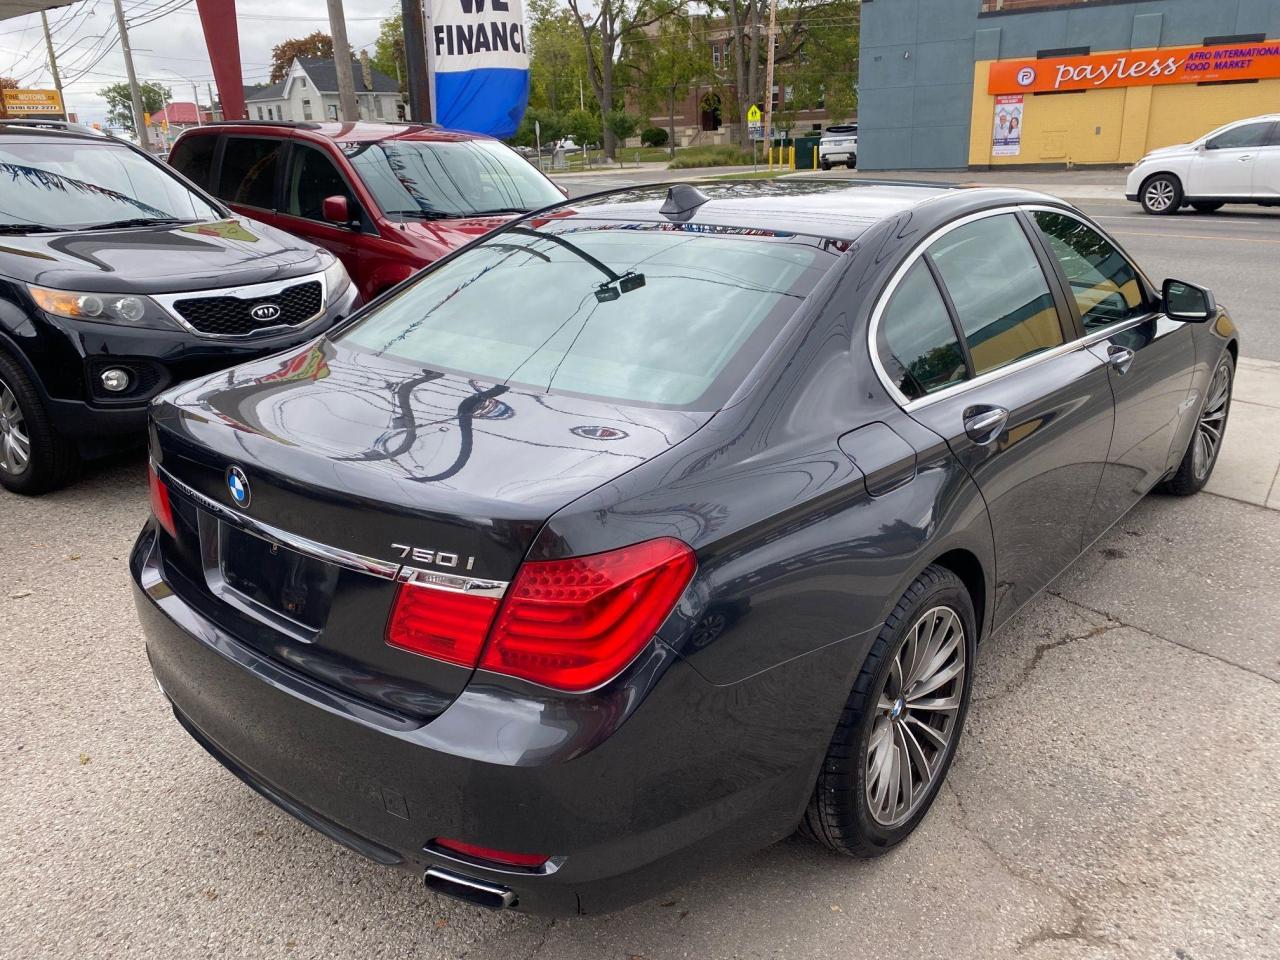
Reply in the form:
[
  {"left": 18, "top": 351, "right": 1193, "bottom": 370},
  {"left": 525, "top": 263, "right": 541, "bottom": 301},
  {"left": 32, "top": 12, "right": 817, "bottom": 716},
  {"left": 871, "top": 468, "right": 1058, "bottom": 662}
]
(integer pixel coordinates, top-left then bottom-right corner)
[{"left": 171, "top": 280, "right": 322, "bottom": 337}]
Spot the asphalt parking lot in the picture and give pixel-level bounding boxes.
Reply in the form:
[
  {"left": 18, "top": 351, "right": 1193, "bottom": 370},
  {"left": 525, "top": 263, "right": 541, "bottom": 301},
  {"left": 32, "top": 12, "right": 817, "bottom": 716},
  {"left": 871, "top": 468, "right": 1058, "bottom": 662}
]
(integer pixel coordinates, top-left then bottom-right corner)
[{"left": 3, "top": 172, "right": 1279, "bottom": 960}]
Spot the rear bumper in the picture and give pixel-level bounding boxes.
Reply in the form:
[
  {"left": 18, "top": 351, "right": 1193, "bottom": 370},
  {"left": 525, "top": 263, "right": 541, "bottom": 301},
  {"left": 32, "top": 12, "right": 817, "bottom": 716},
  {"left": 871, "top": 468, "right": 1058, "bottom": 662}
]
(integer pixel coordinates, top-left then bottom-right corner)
[{"left": 130, "top": 526, "right": 851, "bottom": 915}]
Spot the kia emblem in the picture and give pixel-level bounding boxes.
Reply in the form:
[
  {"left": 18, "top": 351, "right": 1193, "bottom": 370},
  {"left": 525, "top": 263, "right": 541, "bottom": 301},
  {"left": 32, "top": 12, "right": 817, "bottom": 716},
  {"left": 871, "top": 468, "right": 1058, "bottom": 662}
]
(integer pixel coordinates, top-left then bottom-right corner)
[{"left": 250, "top": 303, "right": 282, "bottom": 323}]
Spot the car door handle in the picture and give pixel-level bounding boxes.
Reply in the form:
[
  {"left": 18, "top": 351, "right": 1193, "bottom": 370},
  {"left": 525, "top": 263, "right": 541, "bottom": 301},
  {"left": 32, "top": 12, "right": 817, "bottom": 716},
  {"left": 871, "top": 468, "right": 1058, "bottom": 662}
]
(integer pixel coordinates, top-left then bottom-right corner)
[
  {"left": 1238, "top": 154, "right": 1255, "bottom": 162},
  {"left": 1107, "top": 345, "right": 1135, "bottom": 375},
  {"left": 963, "top": 405, "right": 1008, "bottom": 444}
]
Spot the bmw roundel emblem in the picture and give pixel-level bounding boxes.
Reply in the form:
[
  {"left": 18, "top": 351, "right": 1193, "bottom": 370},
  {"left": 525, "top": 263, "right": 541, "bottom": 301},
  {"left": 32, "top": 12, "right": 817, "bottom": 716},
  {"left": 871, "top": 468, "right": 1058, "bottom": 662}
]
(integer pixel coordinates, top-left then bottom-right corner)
[{"left": 226, "top": 465, "right": 251, "bottom": 509}]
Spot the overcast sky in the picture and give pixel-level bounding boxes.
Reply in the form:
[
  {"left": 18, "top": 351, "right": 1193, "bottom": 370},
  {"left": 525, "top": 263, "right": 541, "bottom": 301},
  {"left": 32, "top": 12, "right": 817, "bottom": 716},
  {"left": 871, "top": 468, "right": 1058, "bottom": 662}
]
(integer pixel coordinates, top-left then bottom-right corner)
[{"left": 0, "top": 0, "right": 400, "bottom": 127}]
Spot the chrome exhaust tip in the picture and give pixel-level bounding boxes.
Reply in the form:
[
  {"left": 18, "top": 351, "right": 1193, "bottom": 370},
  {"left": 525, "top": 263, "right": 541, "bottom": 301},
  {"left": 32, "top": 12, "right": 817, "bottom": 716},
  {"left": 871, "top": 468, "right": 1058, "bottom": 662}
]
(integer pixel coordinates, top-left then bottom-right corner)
[{"left": 424, "top": 867, "right": 517, "bottom": 910}]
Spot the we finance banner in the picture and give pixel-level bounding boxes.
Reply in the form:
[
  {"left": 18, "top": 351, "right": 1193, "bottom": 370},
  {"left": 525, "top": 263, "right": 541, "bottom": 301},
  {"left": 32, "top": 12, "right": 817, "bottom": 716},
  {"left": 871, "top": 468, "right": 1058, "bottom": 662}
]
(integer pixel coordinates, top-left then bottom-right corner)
[{"left": 427, "top": 0, "right": 529, "bottom": 139}]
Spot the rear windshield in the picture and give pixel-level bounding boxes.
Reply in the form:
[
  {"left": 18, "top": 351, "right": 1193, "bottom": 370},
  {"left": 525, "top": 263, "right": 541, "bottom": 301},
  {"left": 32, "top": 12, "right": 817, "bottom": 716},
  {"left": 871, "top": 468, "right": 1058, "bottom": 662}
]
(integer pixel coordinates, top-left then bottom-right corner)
[
  {"left": 0, "top": 140, "right": 219, "bottom": 229},
  {"left": 338, "top": 220, "right": 840, "bottom": 408},
  {"left": 341, "top": 139, "right": 564, "bottom": 220}
]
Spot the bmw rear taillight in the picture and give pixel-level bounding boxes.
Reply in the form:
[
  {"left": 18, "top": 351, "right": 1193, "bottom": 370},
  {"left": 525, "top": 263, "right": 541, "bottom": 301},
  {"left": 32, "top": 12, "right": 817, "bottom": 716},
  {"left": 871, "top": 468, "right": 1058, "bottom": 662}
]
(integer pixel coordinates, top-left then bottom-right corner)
[
  {"left": 148, "top": 462, "right": 176, "bottom": 538},
  {"left": 481, "top": 538, "right": 696, "bottom": 692},
  {"left": 386, "top": 586, "right": 499, "bottom": 667},
  {"left": 384, "top": 538, "right": 696, "bottom": 692}
]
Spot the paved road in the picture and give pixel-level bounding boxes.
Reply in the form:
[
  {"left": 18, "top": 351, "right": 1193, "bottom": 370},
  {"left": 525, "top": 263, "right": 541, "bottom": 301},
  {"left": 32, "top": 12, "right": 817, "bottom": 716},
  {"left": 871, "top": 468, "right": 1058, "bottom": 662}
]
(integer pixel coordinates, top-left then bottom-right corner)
[{"left": 2, "top": 170, "right": 1279, "bottom": 959}]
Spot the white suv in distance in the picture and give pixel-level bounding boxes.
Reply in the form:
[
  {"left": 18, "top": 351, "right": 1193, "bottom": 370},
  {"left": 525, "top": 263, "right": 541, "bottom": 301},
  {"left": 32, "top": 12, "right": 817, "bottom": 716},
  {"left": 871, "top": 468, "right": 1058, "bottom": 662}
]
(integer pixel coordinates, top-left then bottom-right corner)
[
  {"left": 1127, "top": 114, "right": 1280, "bottom": 214},
  {"left": 819, "top": 124, "right": 857, "bottom": 170}
]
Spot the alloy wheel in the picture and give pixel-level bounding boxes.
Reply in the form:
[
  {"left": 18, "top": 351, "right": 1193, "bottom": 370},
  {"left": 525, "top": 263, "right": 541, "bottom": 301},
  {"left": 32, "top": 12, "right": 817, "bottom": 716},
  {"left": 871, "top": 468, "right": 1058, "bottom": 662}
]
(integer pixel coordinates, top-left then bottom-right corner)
[
  {"left": 865, "top": 605, "right": 966, "bottom": 827},
  {"left": 0, "top": 377, "right": 31, "bottom": 476},
  {"left": 1144, "top": 179, "right": 1176, "bottom": 212},
  {"left": 1192, "top": 362, "right": 1231, "bottom": 481}
]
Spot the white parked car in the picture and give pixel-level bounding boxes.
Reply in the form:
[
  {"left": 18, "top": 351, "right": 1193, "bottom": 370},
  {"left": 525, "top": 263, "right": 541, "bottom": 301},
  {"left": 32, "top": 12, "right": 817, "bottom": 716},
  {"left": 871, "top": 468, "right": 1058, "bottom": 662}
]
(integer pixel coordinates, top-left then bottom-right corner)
[
  {"left": 819, "top": 124, "right": 857, "bottom": 170},
  {"left": 1126, "top": 114, "right": 1280, "bottom": 214}
]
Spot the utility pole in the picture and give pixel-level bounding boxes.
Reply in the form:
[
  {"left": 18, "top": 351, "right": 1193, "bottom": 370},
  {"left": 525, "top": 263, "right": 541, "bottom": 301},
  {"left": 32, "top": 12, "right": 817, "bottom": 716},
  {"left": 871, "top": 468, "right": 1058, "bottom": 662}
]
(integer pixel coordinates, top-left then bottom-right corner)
[
  {"left": 762, "top": 0, "right": 777, "bottom": 164},
  {"left": 192, "top": 83, "right": 202, "bottom": 126},
  {"left": 326, "top": 0, "right": 360, "bottom": 122},
  {"left": 40, "top": 12, "right": 65, "bottom": 117},
  {"left": 111, "top": 0, "right": 151, "bottom": 150},
  {"left": 402, "top": 0, "right": 431, "bottom": 122},
  {"left": 207, "top": 83, "right": 216, "bottom": 121}
]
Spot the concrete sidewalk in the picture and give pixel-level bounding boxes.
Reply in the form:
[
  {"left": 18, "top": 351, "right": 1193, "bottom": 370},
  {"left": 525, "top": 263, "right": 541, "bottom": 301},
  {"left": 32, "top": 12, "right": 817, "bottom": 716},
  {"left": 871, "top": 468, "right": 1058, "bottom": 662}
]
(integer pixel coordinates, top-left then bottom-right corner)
[{"left": 1207, "top": 357, "right": 1280, "bottom": 510}]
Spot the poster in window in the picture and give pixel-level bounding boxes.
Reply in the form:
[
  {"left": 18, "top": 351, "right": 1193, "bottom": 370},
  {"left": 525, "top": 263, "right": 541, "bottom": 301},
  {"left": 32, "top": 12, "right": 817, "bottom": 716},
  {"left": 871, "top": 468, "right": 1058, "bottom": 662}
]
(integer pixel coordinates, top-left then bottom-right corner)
[{"left": 992, "top": 94, "right": 1023, "bottom": 157}]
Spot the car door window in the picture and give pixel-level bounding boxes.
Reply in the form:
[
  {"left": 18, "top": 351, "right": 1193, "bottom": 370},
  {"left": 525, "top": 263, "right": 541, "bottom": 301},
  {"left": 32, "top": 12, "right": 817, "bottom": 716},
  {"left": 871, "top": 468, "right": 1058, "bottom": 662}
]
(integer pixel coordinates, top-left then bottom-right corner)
[
  {"left": 168, "top": 135, "right": 216, "bottom": 190},
  {"left": 1205, "top": 122, "right": 1272, "bottom": 150},
  {"left": 286, "top": 143, "right": 357, "bottom": 223},
  {"left": 875, "top": 260, "right": 968, "bottom": 400},
  {"left": 927, "top": 214, "right": 1063, "bottom": 376},
  {"left": 217, "top": 137, "right": 280, "bottom": 210},
  {"left": 1032, "top": 211, "right": 1147, "bottom": 331}
]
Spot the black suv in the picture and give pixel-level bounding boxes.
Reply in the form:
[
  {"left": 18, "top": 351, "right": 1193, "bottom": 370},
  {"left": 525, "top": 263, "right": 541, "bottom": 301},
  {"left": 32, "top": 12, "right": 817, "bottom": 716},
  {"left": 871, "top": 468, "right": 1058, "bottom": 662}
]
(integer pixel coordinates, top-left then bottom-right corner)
[{"left": 0, "top": 124, "right": 358, "bottom": 494}]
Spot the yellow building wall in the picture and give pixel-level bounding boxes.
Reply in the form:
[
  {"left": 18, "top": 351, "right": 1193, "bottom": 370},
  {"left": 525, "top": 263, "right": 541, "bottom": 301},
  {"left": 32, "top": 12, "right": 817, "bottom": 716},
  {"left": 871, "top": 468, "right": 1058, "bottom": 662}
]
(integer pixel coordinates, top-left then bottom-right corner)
[{"left": 969, "top": 57, "right": 1280, "bottom": 167}]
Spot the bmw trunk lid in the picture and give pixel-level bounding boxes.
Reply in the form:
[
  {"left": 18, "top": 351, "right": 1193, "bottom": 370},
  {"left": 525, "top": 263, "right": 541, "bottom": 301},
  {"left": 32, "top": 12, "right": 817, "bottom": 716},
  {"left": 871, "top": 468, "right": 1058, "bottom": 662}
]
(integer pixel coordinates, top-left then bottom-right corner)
[{"left": 147, "top": 339, "right": 712, "bottom": 721}]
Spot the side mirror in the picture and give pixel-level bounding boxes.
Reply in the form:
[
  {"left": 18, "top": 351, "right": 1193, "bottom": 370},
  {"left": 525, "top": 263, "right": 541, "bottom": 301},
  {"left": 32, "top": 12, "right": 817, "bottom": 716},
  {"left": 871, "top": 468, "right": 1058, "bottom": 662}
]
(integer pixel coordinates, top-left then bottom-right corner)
[
  {"left": 1163, "top": 278, "right": 1217, "bottom": 322},
  {"left": 322, "top": 195, "right": 352, "bottom": 226}
]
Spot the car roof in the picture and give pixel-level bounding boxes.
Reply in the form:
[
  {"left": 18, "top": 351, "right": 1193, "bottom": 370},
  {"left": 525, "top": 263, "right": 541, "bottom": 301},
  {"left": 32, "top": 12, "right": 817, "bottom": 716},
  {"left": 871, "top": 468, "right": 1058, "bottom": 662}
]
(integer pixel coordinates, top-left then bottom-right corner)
[
  {"left": 186, "top": 120, "right": 491, "bottom": 146},
  {"left": 554, "top": 179, "right": 1065, "bottom": 242},
  {"left": 0, "top": 122, "right": 116, "bottom": 144}
]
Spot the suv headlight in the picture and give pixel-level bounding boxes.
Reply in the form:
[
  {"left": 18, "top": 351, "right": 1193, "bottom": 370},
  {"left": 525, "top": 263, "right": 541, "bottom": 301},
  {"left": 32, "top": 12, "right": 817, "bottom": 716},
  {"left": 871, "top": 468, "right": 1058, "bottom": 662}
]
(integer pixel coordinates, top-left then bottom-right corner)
[
  {"left": 323, "top": 256, "right": 352, "bottom": 303},
  {"left": 28, "top": 285, "right": 179, "bottom": 330}
]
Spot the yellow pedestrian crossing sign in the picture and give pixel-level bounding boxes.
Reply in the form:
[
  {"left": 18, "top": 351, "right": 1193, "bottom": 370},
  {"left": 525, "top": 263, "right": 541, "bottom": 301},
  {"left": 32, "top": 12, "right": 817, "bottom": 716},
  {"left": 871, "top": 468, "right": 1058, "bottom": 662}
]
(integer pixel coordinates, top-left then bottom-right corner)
[{"left": 747, "top": 104, "right": 762, "bottom": 123}]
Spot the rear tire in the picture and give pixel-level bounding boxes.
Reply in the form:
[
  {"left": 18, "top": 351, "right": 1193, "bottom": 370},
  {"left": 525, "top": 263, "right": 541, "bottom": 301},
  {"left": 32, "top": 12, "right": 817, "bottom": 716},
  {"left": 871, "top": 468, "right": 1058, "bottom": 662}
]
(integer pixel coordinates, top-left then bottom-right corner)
[
  {"left": 0, "top": 352, "right": 81, "bottom": 495},
  {"left": 1140, "top": 173, "right": 1182, "bottom": 215},
  {"left": 847, "top": 157, "right": 857, "bottom": 169},
  {"left": 800, "top": 565, "right": 976, "bottom": 857},
  {"left": 1162, "top": 352, "right": 1233, "bottom": 496},
  {"left": 820, "top": 160, "right": 831, "bottom": 171},
  {"left": 1190, "top": 201, "right": 1224, "bottom": 213}
]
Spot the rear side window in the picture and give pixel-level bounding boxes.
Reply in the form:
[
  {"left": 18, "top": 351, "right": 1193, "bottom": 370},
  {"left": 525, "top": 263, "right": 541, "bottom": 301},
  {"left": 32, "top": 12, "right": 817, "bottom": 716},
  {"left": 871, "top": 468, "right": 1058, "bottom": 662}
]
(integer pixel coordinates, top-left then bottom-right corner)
[
  {"left": 1205, "top": 122, "right": 1272, "bottom": 150},
  {"left": 339, "top": 223, "right": 838, "bottom": 408},
  {"left": 217, "top": 137, "right": 280, "bottom": 210},
  {"left": 286, "top": 144, "right": 357, "bottom": 222},
  {"left": 169, "top": 135, "right": 216, "bottom": 189},
  {"left": 1033, "top": 211, "right": 1146, "bottom": 331},
  {"left": 876, "top": 260, "right": 967, "bottom": 400},
  {"left": 927, "top": 215, "right": 1063, "bottom": 376}
]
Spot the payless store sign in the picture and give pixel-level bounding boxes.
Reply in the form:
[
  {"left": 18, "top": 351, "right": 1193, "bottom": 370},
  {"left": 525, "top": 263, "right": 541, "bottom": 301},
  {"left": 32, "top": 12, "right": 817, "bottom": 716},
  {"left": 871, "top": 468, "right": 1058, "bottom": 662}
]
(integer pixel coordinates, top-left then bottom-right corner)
[{"left": 989, "top": 40, "right": 1280, "bottom": 94}]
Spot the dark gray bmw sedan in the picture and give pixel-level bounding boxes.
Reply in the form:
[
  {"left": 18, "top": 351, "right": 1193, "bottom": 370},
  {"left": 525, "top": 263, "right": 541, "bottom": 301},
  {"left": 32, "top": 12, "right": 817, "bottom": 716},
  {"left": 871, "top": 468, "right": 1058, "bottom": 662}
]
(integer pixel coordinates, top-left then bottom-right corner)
[{"left": 131, "top": 180, "right": 1237, "bottom": 915}]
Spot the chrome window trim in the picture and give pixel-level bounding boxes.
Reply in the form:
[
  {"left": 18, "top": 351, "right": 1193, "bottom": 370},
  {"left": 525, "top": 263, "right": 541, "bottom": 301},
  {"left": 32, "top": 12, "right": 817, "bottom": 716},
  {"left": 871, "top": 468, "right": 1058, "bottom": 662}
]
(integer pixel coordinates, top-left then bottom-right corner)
[
  {"left": 151, "top": 269, "right": 329, "bottom": 340},
  {"left": 866, "top": 204, "right": 1159, "bottom": 413}
]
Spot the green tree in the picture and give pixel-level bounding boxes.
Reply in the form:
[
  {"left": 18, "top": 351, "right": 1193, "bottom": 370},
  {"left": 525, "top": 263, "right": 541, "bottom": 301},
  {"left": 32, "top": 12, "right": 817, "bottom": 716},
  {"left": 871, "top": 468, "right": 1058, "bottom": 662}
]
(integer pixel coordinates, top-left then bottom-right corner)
[
  {"left": 371, "top": 13, "right": 405, "bottom": 91},
  {"left": 624, "top": 9, "right": 706, "bottom": 158},
  {"left": 527, "top": 0, "right": 590, "bottom": 114},
  {"left": 605, "top": 109, "right": 640, "bottom": 145},
  {"left": 98, "top": 81, "right": 171, "bottom": 133},
  {"left": 565, "top": 107, "right": 602, "bottom": 146},
  {"left": 565, "top": 0, "right": 681, "bottom": 159},
  {"left": 511, "top": 107, "right": 569, "bottom": 148},
  {"left": 716, "top": 0, "right": 860, "bottom": 147},
  {"left": 269, "top": 31, "right": 333, "bottom": 83}
]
